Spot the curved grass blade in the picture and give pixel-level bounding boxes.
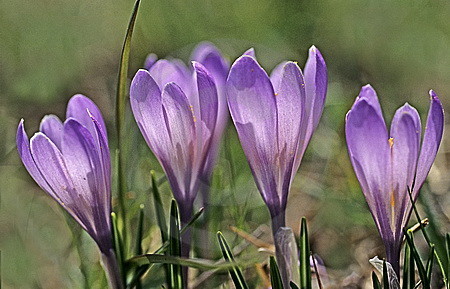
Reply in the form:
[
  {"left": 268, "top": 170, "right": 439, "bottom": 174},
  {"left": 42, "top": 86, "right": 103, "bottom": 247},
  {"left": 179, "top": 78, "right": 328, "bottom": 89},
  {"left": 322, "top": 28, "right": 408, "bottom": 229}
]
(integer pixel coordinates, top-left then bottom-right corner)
[
  {"left": 270, "top": 256, "right": 284, "bottom": 289},
  {"left": 217, "top": 232, "right": 249, "bottom": 289},
  {"left": 169, "top": 200, "right": 183, "bottom": 289},
  {"left": 405, "top": 231, "right": 430, "bottom": 289},
  {"left": 133, "top": 205, "right": 146, "bottom": 289},
  {"left": 407, "top": 186, "right": 447, "bottom": 287},
  {"left": 402, "top": 239, "right": 415, "bottom": 289},
  {"left": 426, "top": 245, "right": 435, "bottom": 282},
  {"left": 299, "top": 217, "right": 312, "bottom": 289},
  {"left": 372, "top": 272, "right": 381, "bottom": 289},
  {"left": 115, "top": 0, "right": 141, "bottom": 251},
  {"left": 151, "top": 171, "right": 168, "bottom": 243},
  {"left": 112, "top": 212, "right": 125, "bottom": 287},
  {"left": 290, "top": 281, "right": 300, "bottom": 289}
]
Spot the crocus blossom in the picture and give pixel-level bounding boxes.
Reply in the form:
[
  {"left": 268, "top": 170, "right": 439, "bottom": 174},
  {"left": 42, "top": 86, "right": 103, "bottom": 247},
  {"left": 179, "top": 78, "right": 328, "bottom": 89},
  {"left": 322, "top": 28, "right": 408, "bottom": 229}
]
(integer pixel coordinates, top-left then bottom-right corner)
[
  {"left": 16, "top": 95, "right": 122, "bottom": 289},
  {"left": 226, "top": 46, "right": 327, "bottom": 233},
  {"left": 130, "top": 54, "right": 220, "bottom": 225},
  {"left": 345, "top": 85, "right": 444, "bottom": 274}
]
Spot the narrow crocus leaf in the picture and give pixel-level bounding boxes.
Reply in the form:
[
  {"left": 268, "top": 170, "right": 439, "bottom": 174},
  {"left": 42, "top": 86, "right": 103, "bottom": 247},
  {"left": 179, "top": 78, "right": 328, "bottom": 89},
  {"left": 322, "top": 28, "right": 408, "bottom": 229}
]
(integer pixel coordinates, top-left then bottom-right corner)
[
  {"left": 115, "top": 0, "right": 141, "bottom": 249},
  {"left": 270, "top": 256, "right": 284, "bottom": 289},
  {"left": 151, "top": 170, "right": 168, "bottom": 243},
  {"left": 402, "top": 239, "right": 415, "bottom": 289},
  {"left": 217, "top": 232, "right": 249, "bottom": 289},
  {"left": 446, "top": 233, "right": 450, "bottom": 289},
  {"left": 405, "top": 232, "right": 429, "bottom": 289},
  {"left": 133, "top": 205, "right": 145, "bottom": 289},
  {"left": 112, "top": 212, "right": 124, "bottom": 286},
  {"left": 290, "top": 281, "right": 300, "bottom": 289},
  {"left": 372, "top": 272, "right": 382, "bottom": 289},
  {"left": 426, "top": 245, "right": 435, "bottom": 283},
  {"left": 299, "top": 217, "right": 312, "bottom": 289},
  {"left": 180, "top": 207, "right": 204, "bottom": 235},
  {"left": 169, "top": 200, "right": 183, "bottom": 289}
]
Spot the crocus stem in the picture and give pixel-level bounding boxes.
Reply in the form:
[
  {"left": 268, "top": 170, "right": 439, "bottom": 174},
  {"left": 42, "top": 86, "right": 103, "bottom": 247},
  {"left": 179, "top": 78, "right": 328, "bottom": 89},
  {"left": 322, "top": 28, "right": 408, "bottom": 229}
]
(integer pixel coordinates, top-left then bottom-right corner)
[
  {"left": 101, "top": 250, "right": 124, "bottom": 289},
  {"left": 179, "top": 203, "right": 194, "bottom": 288},
  {"left": 386, "top": 244, "right": 401, "bottom": 277},
  {"left": 270, "top": 209, "right": 290, "bottom": 287}
]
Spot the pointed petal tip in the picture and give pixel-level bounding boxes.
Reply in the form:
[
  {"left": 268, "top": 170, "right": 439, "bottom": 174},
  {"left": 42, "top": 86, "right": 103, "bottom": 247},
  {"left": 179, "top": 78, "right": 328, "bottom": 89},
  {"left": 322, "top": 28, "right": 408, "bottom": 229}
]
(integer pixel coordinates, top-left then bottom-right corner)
[{"left": 243, "top": 47, "right": 256, "bottom": 58}]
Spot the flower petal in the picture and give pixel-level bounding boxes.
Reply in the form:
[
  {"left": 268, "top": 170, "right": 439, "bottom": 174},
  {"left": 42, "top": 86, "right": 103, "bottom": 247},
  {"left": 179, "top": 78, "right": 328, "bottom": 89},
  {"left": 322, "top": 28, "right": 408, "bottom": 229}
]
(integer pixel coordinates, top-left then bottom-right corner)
[
  {"left": 191, "top": 42, "right": 229, "bottom": 88},
  {"left": 144, "top": 53, "right": 158, "bottom": 70},
  {"left": 227, "top": 55, "right": 279, "bottom": 211},
  {"left": 303, "top": 46, "right": 327, "bottom": 143},
  {"left": 130, "top": 69, "right": 172, "bottom": 160},
  {"left": 389, "top": 103, "right": 421, "bottom": 238},
  {"left": 30, "top": 132, "right": 94, "bottom": 235},
  {"left": 243, "top": 48, "right": 256, "bottom": 58},
  {"left": 66, "top": 94, "right": 108, "bottom": 140},
  {"left": 346, "top": 97, "right": 391, "bottom": 236},
  {"left": 148, "top": 59, "right": 191, "bottom": 94},
  {"left": 415, "top": 90, "right": 444, "bottom": 191},
  {"left": 272, "top": 62, "right": 306, "bottom": 205},
  {"left": 16, "top": 120, "right": 52, "bottom": 193},
  {"left": 39, "top": 115, "right": 63, "bottom": 149}
]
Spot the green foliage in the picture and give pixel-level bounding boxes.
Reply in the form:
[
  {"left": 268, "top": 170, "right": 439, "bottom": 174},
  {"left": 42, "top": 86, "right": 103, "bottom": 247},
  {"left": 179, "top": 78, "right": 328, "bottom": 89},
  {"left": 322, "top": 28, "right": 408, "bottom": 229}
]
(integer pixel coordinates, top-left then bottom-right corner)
[
  {"left": 270, "top": 256, "right": 284, "bottom": 289},
  {"left": 217, "top": 232, "right": 249, "bottom": 289},
  {"left": 299, "top": 217, "right": 312, "bottom": 289}
]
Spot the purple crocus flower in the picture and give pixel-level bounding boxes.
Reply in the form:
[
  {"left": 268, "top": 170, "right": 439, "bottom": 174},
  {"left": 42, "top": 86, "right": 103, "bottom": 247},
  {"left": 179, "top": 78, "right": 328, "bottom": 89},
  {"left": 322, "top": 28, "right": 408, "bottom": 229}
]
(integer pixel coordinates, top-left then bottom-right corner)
[
  {"left": 130, "top": 55, "right": 220, "bottom": 227},
  {"left": 226, "top": 46, "right": 327, "bottom": 234},
  {"left": 16, "top": 95, "right": 122, "bottom": 289},
  {"left": 345, "top": 85, "right": 444, "bottom": 275}
]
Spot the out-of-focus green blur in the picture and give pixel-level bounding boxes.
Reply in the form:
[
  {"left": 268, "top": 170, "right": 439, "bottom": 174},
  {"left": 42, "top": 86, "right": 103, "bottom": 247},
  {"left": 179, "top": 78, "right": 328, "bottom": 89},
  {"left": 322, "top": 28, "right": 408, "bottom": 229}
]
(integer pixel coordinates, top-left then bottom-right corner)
[{"left": 1, "top": 0, "right": 449, "bottom": 288}]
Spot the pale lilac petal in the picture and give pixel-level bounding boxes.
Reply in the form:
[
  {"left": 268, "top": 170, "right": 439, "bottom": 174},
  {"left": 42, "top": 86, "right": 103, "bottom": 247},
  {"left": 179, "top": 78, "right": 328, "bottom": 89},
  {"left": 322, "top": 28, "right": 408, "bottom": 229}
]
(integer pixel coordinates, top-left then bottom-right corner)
[
  {"left": 389, "top": 103, "right": 421, "bottom": 238},
  {"left": 16, "top": 120, "right": 52, "bottom": 193},
  {"left": 272, "top": 62, "right": 306, "bottom": 205},
  {"left": 415, "top": 90, "right": 444, "bottom": 192},
  {"left": 354, "top": 84, "right": 383, "bottom": 119},
  {"left": 66, "top": 94, "right": 107, "bottom": 140},
  {"left": 345, "top": 98, "right": 391, "bottom": 237},
  {"left": 270, "top": 61, "right": 288, "bottom": 91},
  {"left": 29, "top": 133, "right": 94, "bottom": 235},
  {"left": 235, "top": 122, "right": 279, "bottom": 212},
  {"left": 39, "top": 115, "right": 63, "bottom": 149},
  {"left": 227, "top": 55, "right": 279, "bottom": 210},
  {"left": 144, "top": 53, "right": 158, "bottom": 70},
  {"left": 149, "top": 59, "right": 191, "bottom": 94},
  {"left": 161, "top": 82, "right": 197, "bottom": 200},
  {"left": 243, "top": 48, "right": 255, "bottom": 58},
  {"left": 130, "top": 69, "right": 172, "bottom": 160},
  {"left": 192, "top": 61, "right": 218, "bottom": 133},
  {"left": 303, "top": 46, "right": 328, "bottom": 143},
  {"left": 191, "top": 42, "right": 229, "bottom": 88}
]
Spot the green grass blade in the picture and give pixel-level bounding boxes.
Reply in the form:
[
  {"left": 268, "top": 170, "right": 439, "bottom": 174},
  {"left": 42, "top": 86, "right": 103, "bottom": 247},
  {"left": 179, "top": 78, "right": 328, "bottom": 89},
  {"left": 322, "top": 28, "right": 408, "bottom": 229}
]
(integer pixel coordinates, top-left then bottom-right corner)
[
  {"left": 383, "top": 260, "right": 390, "bottom": 289},
  {"left": 290, "top": 281, "right": 300, "bottom": 289},
  {"left": 270, "top": 256, "right": 284, "bottom": 289},
  {"left": 217, "top": 232, "right": 249, "bottom": 289},
  {"left": 115, "top": 0, "right": 141, "bottom": 254},
  {"left": 133, "top": 205, "right": 145, "bottom": 289},
  {"left": 402, "top": 239, "right": 415, "bottom": 289},
  {"left": 372, "top": 272, "right": 381, "bottom": 289},
  {"left": 299, "top": 217, "right": 312, "bottom": 289},
  {"left": 426, "top": 245, "right": 435, "bottom": 282},
  {"left": 405, "top": 231, "right": 430, "bottom": 289},
  {"left": 407, "top": 187, "right": 447, "bottom": 286},
  {"left": 151, "top": 171, "right": 168, "bottom": 242},
  {"left": 111, "top": 212, "right": 125, "bottom": 287},
  {"left": 169, "top": 200, "right": 183, "bottom": 289}
]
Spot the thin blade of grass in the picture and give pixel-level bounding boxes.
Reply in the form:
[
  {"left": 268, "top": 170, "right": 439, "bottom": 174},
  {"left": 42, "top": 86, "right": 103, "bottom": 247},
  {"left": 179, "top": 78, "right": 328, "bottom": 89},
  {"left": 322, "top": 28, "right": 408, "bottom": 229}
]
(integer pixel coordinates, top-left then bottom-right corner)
[
  {"left": 372, "top": 272, "right": 382, "bottom": 289},
  {"left": 426, "top": 245, "right": 435, "bottom": 282},
  {"left": 217, "top": 232, "right": 249, "bottom": 289},
  {"left": 402, "top": 239, "right": 415, "bottom": 289},
  {"left": 407, "top": 186, "right": 447, "bottom": 287},
  {"left": 299, "top": 217, "right": 312, "bottom": 289},
  {"left": 169, "top": 200, "right": 183, "bottom": 289},
  {"left": 270, "top": 256, "right": 284, "bottom": 289},
  {"left": 405, "top": 231, "right": 430, "bottom": 289},
  {"left": 133, "top": 205, "right": 145, "bottom": 289},
  {"left": 111, "top": 212, "right": 125, "bottom": 286},
  {"left": 151, "top": 171, "right": 168, "bottom": 242},
  {"left": 290, "top": 281, "right": 300, "bottom": 289}
]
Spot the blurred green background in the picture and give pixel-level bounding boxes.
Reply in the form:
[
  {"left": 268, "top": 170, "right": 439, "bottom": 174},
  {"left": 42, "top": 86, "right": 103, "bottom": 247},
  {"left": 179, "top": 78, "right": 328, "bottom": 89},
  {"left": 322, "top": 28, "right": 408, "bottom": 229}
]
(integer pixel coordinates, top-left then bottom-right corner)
[{"left": 1, "top": 0, "right": 449, "bottom": 288}]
